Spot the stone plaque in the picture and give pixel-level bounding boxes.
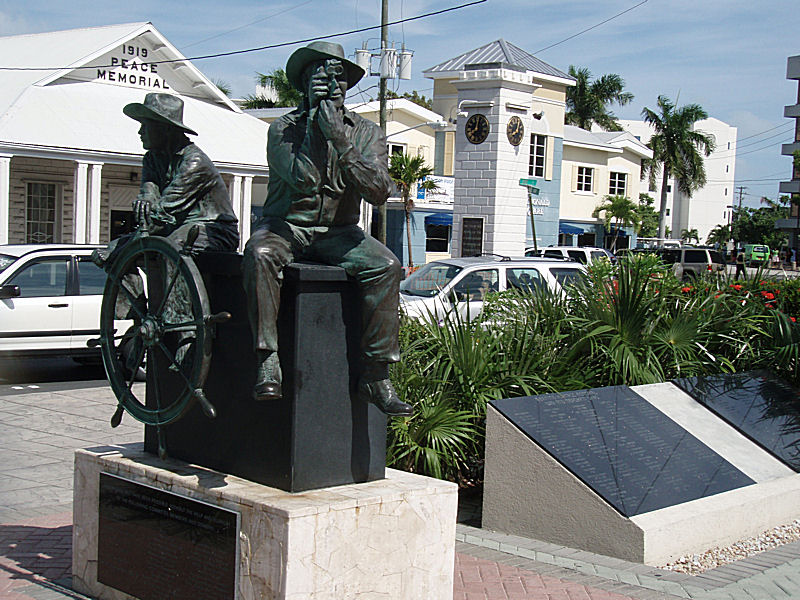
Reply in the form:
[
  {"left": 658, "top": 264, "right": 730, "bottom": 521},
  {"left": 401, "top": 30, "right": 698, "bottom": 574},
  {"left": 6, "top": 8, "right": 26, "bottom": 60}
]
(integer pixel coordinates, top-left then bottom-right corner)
[
  {"left": 675, "top": 370, "right": 800, "bottom": 471},
  {"left": 491, "top": 386, "right": 755, "bottom": 516},
  {"left": 98, "top": 473, "right": 238, "bottom": 599}
]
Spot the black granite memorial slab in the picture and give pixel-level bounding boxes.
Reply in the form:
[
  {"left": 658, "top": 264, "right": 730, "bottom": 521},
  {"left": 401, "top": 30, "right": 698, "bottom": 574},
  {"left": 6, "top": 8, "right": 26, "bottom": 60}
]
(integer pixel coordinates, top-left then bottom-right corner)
[
  {"left": 144, "top": 255, "right": 386, "bottom": 492},
  {"left": 491, "top": 386, "right": 755, "bottom": 517},
  {"left": 674, "top": 370, "right": 800, "bottom": 471},
  {"left": 98, "top": 473, "right": 237, "bottom": 600}
]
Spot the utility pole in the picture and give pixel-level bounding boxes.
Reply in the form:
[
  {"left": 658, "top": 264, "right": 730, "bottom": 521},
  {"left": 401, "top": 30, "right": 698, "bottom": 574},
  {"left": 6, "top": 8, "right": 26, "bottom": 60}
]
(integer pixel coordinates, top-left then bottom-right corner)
[
  {"left": 376, "top": 0, "right": 389, "bottom": 244},
  {"left": 733, "top": 186, "right": 746, "bottom": 253}
]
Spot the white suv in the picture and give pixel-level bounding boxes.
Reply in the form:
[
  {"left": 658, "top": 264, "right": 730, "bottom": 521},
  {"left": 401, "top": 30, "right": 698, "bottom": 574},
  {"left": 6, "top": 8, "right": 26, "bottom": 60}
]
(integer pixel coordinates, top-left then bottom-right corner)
[
  {"left": 525, "top": 246, "right": 615, "bottom": 264},
  {"left": 0, "top": 245, "right": 108, "bottom": 360},
  {"left": 399, "top": 256, "right": 586, "bottom": 321}
]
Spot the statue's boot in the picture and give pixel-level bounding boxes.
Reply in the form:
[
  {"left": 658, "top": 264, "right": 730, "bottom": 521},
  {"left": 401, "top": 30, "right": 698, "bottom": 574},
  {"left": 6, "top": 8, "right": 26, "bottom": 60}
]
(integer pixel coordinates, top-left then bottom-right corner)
[
  {"left": 254, "top": 350, "right": 282, "bottom": 401},
  {"left": 357, "top": 361, "right": 413, "bottom": 417}
]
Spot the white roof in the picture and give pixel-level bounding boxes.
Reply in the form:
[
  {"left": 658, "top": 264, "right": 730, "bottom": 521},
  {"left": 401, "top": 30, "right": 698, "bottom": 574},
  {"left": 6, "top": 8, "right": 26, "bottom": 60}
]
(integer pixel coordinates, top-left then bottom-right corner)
[
  {"left": 0, "top": 23, "right": 267, "bottom": 171},
  {"left": 244, "top": 98, "right": 445, "bottom": 126},
  {"left": 564, "top": 125, "right": 652, "bottom": 159}
]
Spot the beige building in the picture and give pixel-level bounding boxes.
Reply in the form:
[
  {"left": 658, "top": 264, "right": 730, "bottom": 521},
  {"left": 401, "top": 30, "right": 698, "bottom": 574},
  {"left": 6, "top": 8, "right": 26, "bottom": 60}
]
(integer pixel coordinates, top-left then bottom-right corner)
[{"left": 0, "top": 23, "right": 268, "bottom": 248}]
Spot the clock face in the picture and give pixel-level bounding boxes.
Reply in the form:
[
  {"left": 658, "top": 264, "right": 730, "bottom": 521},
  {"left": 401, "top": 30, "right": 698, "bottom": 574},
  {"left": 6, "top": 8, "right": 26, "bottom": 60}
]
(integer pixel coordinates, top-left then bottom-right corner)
[
  {"left": 465, "top": 113, "right": 490, "bottom": 144},
  {"left": 507, "top": 115, "right": 524, "bottom": 146}
]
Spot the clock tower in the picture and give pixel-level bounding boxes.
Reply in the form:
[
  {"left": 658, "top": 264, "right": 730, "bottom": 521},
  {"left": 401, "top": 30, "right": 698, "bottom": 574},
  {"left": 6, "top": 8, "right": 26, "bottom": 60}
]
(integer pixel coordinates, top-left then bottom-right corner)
[{"left": 451, "top": 65, "right": 540, "bottom": 257}]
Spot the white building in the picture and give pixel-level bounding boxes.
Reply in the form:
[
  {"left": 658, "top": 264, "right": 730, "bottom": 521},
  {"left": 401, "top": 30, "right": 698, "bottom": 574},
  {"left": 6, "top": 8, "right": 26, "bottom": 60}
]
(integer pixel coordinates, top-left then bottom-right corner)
[
  {"left": 560, "top": 126, "right": 652, "bottom": 248},
  {"left": 0, "top": 23, "right": 269, "bottom": 248},
  {"left": 617, "top": 118, "right": 737, "bottom": 244}
]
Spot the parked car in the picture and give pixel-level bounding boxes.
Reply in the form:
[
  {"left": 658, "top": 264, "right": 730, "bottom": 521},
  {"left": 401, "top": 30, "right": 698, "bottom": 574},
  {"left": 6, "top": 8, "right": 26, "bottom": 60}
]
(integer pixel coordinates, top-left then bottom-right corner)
[
  {"left": 0, "top": 244, "right": 141, "bottom": 377},
  {"left": 399, "top": 256, "right": 586, "bottom": 321},
  {"left": 525, "top": 246, "right": 615, "bottom": 264},
  {"left": 619, "top": 247, "right": 726, "bottom": 279},
  {"left": 744, "top": 244, "right": 770, "bottom": 267}
]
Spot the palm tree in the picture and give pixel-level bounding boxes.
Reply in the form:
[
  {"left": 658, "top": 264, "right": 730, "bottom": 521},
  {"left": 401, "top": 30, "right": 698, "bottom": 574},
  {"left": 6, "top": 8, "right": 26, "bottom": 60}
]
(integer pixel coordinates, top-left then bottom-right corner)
[
  {"left": 256, "top": 69, "right": 302, "bottom": 107},
  {"left": 565, "top": 66, "right": 634, "bottom": 131},
  {"left": 641, "top": 95, "right": 715, "bottom": 239},
  {"left": 706, "top": 224, "right": 730, "bottom": 247},
  {"left": 388, "top": 154, "right": 439, "bottom": 268},
  {"left": 591, "top": 195, "right": 641, "bottom": 251},
  {"left": 680, "top": 228, "right": 700, "bottom": 245}
]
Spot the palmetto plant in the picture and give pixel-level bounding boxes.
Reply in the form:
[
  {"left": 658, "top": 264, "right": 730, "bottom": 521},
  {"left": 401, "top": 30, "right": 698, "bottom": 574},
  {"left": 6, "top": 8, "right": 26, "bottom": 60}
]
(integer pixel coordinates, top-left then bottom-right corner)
[
  {"left": 241, "top": 68, "right": 303, "bottom": 109},
  {"left": 641, "top": 95, "right": 715, "bottom": 239},
  {"left": 388, "top": 153, "right": 438, "bottom": 268}
]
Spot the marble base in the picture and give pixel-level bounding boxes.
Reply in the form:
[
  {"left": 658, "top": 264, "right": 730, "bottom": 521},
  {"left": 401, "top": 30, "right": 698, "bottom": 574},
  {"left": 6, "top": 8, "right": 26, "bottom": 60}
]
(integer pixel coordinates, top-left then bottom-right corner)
[{"left": 73, "top": 444, "right": 458, "bottom": 600}]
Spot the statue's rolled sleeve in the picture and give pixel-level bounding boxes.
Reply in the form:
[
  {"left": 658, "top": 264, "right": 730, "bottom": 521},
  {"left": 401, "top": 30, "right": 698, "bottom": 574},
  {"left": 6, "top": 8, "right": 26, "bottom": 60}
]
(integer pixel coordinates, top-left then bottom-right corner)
[
  {"left": 267, "top": 119, "right": 320, "bottom": 196},
  {"left": 336, "top": 124, "right": 393, "bottom": 206}
]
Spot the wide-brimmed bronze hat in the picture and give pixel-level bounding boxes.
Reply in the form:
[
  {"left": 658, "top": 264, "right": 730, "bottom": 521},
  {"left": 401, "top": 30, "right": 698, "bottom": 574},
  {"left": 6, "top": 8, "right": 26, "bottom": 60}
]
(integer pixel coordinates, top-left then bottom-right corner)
[
  {"left": 123, "top": 93, "right": 198, "bottom": 135},
  {"left": 285, "top": 41, "right": 365, "bottom": 92}
]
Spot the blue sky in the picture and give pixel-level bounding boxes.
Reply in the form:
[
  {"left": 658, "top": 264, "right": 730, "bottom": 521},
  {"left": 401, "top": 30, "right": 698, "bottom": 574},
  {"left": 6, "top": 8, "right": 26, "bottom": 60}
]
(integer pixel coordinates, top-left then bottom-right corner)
[{"left": 1, "top": 0, "right": 798, "bottom": 207}]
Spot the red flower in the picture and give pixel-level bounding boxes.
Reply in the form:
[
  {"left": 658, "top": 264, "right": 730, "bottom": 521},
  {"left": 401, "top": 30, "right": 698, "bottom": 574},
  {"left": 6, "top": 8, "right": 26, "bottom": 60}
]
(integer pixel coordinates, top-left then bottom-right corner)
[
  {"left": 761, "top": 292, "right": 775, "bottom": 300},
  {"left": 729, "top": 284, "right": 742, "bottom": 291},
  {"left": 714, "top": 294, "right": 721, "bottom": 298},
  {"left": 791, "top": 317, "right": 797, "bottom": 323},
  {"left": 681, "top": 286, "right": 692, "bottom": 293}
]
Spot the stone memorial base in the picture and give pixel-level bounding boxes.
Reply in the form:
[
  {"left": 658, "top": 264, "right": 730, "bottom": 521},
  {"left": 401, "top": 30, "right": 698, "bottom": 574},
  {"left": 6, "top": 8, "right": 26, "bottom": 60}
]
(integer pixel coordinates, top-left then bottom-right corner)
[
  {"left": 483, "top": 382, "right": 800, "bottom": 565},
  {"left": 73, "top": 444, "right": 458, "bottom": 600}
]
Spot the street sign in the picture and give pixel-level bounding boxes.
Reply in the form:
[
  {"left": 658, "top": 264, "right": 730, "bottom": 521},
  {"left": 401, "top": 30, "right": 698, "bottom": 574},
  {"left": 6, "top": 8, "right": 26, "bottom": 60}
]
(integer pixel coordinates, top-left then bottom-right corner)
[
  {"left": 518, "top": 178, "right": 538, "bottom": 187},
  {"left": 528, "top": 187, "right": 540, "bottom": 195}
]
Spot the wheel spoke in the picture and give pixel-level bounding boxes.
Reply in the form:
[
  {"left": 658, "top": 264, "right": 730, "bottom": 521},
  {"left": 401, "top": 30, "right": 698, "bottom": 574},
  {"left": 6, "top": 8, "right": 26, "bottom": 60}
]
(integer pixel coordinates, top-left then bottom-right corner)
[
  {"left": 149, "top": 349, "right": 163, "bottom": 415},
  {"left": 162, "top": 320, "right": 204, "bottom": 333},
  {"left": 156, "top": 340, "right": 196, "bottom": 392},
  {"left": 126, "top": 342, "right": 147, "bottom": 392}
]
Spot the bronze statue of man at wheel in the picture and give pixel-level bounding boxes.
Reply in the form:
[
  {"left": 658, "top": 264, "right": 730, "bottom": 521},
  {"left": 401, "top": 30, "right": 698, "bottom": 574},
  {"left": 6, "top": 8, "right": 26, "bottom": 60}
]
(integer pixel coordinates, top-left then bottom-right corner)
[{"left": 93, "top": 93, "right": 238, "bottom": 451}]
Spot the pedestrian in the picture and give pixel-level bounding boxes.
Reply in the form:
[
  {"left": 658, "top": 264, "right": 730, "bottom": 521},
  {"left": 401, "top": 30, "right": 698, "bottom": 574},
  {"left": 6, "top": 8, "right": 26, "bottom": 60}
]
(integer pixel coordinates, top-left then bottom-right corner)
[
  {"left": 735, "top": 251, "right": 746, "bottom": 280},
  {"left": 792, "top": 248, "right": 797, "bottom": 271}
]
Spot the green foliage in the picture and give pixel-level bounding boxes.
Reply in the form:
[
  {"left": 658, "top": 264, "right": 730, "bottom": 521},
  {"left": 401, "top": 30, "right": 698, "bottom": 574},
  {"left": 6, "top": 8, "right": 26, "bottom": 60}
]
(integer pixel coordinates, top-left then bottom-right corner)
[
  {"left": 241, "top": 95, "right": 276, "bottom": 109},
  {"left": 565, "top": 66, "right": 633, "bottom": 131},
  {"left": 388, "top": 153, "right": 437, "bottom": 267},
  {"left": 211, "top": 78, "right": 231, "bottom": 97},
  {"left": 591, "top": 195, "right": 641, "bottom": 251},
  {"left": 706, "top": 224, "right": 731, "bottom": 246},
  {"left": 256, "top": 69, "right": 303, "bottom": 107},
  {"left": 636, "top": 193, "right": 659, "bottom": 237},
  {"left": 386, "top": 89, "right": 434, "bottom": 110},
  {"left": 680, "top": 228, "right": 700, "bottom": 244},
  {"left": 731, "top": 203, "right": 788, "bottom": 249},
  {"left": 641, "top": 95, "right": 715, "bottom": 238},
  {"left": 391, "top": 256, "right": 800, "bottom": 484}
]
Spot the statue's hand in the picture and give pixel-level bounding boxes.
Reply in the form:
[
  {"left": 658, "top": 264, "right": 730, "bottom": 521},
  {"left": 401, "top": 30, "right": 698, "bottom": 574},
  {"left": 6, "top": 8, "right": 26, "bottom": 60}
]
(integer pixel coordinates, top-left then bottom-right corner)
[
  {"left": 317, "top": 99, "right": 347, "bottom": 145},
  {"left": 133, "top": 198, "right": 152, "bottom": 227},
  {"left": 309, "top": 70, "right": 330, "bottom": 108}
]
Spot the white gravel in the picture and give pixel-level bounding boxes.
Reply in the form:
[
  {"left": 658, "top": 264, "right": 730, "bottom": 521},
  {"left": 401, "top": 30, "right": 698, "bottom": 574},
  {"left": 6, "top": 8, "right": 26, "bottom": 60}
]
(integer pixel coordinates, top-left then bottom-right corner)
[{"left": 660, "top": 519, "right": 800, "bottom": 575}]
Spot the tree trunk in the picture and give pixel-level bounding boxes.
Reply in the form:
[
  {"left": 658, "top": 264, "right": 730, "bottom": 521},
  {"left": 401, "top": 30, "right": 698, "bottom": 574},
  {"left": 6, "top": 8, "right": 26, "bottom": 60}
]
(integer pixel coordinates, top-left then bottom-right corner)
[
  {"left": 612, "top": 219, "right": 620, "bottom": 251},
  {"left": 657, "top": 167, "right": 670, "bottom": 239},
  {"left": 404, "top": 193, "right": 414, "bottom": 268}
]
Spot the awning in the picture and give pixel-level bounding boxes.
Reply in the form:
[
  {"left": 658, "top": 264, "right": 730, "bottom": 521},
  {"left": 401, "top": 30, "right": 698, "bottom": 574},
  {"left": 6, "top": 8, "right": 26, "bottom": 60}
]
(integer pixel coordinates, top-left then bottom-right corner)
[
  {"left": 425, "top": 213, "right": 453, "bottom": 226},
  {"left": 559, "top": 223, "right": 584, "bottom": 235}
]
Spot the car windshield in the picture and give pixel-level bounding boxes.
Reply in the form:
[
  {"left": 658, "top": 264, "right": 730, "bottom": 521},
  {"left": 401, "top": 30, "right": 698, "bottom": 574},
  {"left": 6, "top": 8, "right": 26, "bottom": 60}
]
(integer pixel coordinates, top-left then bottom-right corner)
[
  {"left": 400, "top": 262, "right": 462, "bottom": 297},
  {"left": 0, "top": 254, "right": 16, "bottom": 274}
]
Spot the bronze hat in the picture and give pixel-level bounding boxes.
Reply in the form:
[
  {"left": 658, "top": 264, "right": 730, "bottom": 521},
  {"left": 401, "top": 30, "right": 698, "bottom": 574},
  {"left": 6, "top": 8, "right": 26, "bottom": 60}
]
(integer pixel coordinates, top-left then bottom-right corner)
[
  {"left": 285, "top": 41, "right": 365, "bottom": 92},
  {"left": 123, "top": 93, "right": 198, "bottom": 135}
]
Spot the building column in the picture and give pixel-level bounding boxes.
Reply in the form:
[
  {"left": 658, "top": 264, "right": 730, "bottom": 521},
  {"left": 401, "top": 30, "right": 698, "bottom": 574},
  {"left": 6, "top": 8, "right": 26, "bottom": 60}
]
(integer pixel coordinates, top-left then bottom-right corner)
[
  {"left": 73, "top": 162, "right": 89, "bottom": 243},
  {"left": 88, "top": 163, "right": 103, "bottom": 244},
  {"left": 241, "top": 175, "right": 253, "bottom": 247},
  {"left": 0, "top": 154, "right": 11, "bottom": 244}
]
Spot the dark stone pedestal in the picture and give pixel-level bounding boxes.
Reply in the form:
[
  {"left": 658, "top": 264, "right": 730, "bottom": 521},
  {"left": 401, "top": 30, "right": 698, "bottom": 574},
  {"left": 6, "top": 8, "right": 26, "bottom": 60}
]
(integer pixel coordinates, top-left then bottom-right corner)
[{"left": 144, "top": 254, "right": 386, "bottom": 492}]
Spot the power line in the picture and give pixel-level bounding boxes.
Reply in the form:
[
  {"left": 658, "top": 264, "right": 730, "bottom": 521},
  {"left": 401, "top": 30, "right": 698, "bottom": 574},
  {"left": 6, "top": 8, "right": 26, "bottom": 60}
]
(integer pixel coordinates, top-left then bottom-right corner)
[
  {"left": 180, "top": 0, "right": 315, "bottom": 50},
  {"left": 735, "top": 121, "right": 794, "bottom": 143},
  {"left": 0, "top": 0, "right": 487, "bottom": 71},
  {"left": 534, "top": 0, "right": 648, "bottom": 54}
]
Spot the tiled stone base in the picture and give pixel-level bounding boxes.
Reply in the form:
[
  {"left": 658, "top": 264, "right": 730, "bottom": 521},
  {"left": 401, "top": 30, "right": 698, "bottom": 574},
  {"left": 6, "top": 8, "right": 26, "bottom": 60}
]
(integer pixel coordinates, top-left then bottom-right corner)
[{"left": 72, "top": 444, "right": 458, "bottom": 600}]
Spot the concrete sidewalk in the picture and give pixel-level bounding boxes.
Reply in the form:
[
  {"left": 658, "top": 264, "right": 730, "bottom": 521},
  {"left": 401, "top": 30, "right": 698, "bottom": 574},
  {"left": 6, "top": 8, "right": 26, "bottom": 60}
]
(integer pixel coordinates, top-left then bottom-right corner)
[{"left": 1, "top": 384, "right": 798, "bottom": 600}]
